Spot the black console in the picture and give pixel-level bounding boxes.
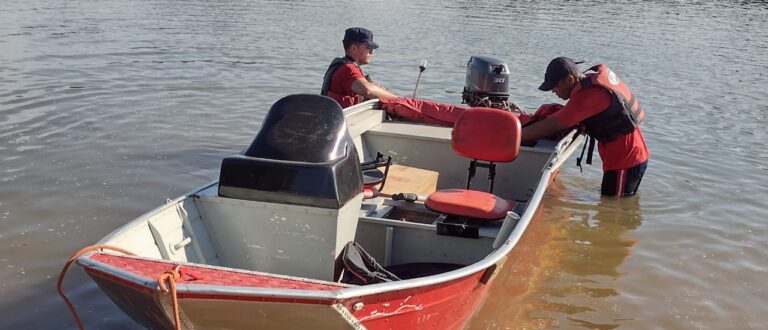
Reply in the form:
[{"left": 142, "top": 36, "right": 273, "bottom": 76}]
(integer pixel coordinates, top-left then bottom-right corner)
[{"left": 218, "top": 94, "right": 362, "bottom": 209}]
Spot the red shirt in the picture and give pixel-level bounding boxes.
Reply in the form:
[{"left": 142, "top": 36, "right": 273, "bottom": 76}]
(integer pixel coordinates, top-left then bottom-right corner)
[
  {"left": 552, "top": 84, "right": 649, "bottom": 171},
  {"left": 327, "top": 63, "right": 365, "bottom": 106}
]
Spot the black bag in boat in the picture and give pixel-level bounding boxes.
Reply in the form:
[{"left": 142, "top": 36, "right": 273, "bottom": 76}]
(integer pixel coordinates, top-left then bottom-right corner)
[{"left": 339, "top": 241, "right": 400, "bottom": 285}]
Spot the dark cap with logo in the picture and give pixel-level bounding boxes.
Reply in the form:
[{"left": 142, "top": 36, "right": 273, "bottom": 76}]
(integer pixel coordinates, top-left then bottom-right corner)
[
  {"left": 538, "top": 57, "right": 581, "bottom": 91},
  {"left": 344, "top": 27, "right": 379, "bottom": 50}
]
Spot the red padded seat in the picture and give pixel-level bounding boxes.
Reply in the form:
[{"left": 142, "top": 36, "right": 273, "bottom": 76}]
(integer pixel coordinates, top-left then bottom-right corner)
[
  {"left": 426, "top": 108, "right": 521, "bottom": 220},
  {"left": 451, "top": 108, "right": 521, "bottom": 162},
  {"left": 426, "top": 189, "right": 511, "bottom": 220}
]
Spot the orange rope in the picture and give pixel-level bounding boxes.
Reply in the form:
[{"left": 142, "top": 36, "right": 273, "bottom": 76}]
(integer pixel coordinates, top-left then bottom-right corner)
[
  {"left": 157, "top": 265, "right": 182, "bottom": 330},
  {"left": 56, "top": 244, "right": 135, "bottom": 330}
]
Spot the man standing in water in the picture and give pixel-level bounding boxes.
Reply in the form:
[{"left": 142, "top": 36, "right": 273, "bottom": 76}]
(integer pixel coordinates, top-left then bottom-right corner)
[
  {"left": 321, "top": 27, "right": 398, "bottom": 108},
  {"left": 522, "top": 57, "right": 649, "bottom": 197}
]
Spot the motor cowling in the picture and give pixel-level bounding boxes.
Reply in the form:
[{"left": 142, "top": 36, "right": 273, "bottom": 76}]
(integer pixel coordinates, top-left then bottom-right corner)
[{"left": 462, "top": 56, "right": 512, "bottom": 110}]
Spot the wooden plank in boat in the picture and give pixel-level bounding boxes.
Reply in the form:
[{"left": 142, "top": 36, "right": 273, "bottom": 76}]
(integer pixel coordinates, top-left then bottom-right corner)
[{"left": 380, "top": 164, "right": 438, "bottom": 197}]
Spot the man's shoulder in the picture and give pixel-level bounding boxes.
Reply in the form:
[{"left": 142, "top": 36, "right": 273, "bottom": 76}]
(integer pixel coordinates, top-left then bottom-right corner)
[
  {"left": 334, "top": 62, "right": 365, "bottom": 79},
  {"left": 567, "top": 85, "right": 612, "bottom": 111},
  {"left": 552, "top": 85, "right": 612, "bottom": 126},
  {"left": 573, "top": 84, "right": 612, "bottom": 100},
  {"left": 339, "top": 62, "right": 362, "bottom": 71}
]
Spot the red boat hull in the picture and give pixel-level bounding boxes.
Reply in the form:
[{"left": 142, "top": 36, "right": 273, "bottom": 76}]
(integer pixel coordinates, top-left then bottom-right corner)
[{"left": 81, "top": 253, "right": 502, "bottom": 329}]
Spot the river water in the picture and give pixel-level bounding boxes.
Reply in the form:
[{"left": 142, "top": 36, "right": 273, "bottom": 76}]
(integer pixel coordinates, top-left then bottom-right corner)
[{"left": 1, "top": 0, "right": 767, "bottom": 329}]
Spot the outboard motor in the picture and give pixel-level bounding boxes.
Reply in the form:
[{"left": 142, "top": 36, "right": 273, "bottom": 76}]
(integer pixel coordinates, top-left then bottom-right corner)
[
  {"left": 217, "top": 94, "right": 363, "bottom": 281},
  {"left": 462, "top": 56, "right": 513, "bottom": 110}
]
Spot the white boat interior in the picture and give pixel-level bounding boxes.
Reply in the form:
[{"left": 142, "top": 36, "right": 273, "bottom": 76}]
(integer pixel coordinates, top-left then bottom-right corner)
[{"left": 96, "top": 98, "right": 580, "bottom": 284}]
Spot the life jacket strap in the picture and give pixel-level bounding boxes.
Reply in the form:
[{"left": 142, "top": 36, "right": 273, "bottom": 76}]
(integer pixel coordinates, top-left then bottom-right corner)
[
  {"left": 586, "top": 135, "right": 595, "bottom": 165},
  {"left": 576, "top": 134, "right": 596, "bottom": 172}
]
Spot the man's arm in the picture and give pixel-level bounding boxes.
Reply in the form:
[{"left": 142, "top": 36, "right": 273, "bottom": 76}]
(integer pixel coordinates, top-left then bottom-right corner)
[
  {"left": 521, "top": 116, "right": 569, "bottom": 142},
  {"left": 522, "top": 87, "right": 611, "bottom": 141},
  {"left": 351, "top": 78, "right": 398, "bottom": 101}
]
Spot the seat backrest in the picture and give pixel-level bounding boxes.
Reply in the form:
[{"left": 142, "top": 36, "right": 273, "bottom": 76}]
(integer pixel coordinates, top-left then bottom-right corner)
[{"left": 450, "top": 108, "right": 521, "bottom": 162}]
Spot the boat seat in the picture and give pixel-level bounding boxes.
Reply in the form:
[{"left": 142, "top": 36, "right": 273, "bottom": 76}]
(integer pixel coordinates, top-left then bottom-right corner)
[
  {"left": 425, "top": 108, "right": 521, "bottom": 220},
  {"left": 426, "top": 189, "right": 510, "bottom": 219}
]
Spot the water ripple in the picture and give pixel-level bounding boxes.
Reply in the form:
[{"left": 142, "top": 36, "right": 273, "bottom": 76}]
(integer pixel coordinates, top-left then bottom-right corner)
[{"left": 2, "top": 0, "right": 768, "bottom": 329}]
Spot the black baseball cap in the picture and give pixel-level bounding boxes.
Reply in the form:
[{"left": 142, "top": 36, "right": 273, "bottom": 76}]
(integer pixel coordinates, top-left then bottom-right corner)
[
  {"left": 343, "top": 27, "right": 379, "bottom": 49},
  {"left": 538, "top": 57, "right": 581, "bottom": 91}
]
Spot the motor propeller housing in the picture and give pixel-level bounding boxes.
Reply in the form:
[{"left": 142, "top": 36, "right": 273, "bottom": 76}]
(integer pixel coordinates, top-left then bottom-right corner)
[{"left": 462, "top": 56, "right": 513, "bottom": 110}]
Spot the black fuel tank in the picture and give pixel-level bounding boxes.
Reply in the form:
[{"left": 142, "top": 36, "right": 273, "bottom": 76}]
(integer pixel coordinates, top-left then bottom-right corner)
[{"left": 218, "top": 94, "right": 362, "bottom": 208}]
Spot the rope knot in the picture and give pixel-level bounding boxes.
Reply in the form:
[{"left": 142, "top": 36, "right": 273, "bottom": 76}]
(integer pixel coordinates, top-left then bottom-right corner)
[
  {"left": 156, "top": 265, "right": 182, "bottom": 330},
  {"left": 158, "top": 265, "right": 182, "bottom": 293}
]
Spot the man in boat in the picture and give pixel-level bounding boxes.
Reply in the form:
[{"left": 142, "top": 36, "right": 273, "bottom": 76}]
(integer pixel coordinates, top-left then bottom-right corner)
[
  {"left": 521, "top": 57, "right": 649, "bottom": 197},
  {"left": 321, "top": 27, "right": 398, "bottom": 107},
  {"left": 320, "top": 27, "right": 468, "bottom": 126}
]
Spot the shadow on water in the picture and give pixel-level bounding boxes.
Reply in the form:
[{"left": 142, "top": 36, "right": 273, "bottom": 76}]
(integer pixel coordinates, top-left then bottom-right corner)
[{"left": 469, "top": 179, "right": 644, "bottom": 330}]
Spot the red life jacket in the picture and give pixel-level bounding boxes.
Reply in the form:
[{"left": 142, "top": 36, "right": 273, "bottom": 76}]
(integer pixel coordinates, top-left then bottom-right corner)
[
  {"left": 321, "top": 56, "right": 364, "bottom": 108},
  {"left": 577, "top": 64, "right": 645, "bottom": 142}
]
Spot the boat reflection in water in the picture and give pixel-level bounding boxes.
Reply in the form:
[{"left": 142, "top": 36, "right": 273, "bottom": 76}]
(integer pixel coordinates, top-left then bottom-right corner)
[{"left": 470, "top": 178, "right": 644, "bottom": 329}]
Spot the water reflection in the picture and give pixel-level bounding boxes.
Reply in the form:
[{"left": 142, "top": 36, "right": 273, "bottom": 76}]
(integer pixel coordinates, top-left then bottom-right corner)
[
  {"left": 558, "top": 196, "right": 642, "bottom": 277},
  {"left": 468, "top": 195, "right": 561, "bottom": 330},
  {"left": 470, "top": 180, "right": 644, "bottom": 329},
  {"left": 548, "top": 195, "right": 642, "bottom": 329}
]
